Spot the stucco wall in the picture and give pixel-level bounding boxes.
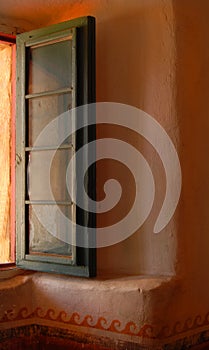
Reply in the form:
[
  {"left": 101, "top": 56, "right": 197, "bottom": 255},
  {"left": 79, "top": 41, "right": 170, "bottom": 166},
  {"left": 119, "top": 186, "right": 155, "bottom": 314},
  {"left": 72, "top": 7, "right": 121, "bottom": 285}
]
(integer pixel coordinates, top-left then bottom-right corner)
[
  {"left": 2, "top": 0, "right": 209, "bottom": 349},
  {"left": 159, "top": 0, "right": 209, "bottom": 331}
]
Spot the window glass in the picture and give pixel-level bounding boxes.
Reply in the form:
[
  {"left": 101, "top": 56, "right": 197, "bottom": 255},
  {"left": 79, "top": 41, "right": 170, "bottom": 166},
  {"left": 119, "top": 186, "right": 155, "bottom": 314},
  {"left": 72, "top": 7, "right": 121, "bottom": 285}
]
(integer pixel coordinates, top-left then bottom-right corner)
[
  {"left": 28, "top": 93, "right": 72, "bottom": 147},
  {"left": 29, "top": 204, "right": 73, "bottom": 256},
  {"left": 27, "top": 148, "right": 74, "bottom": 202},
  {"left": 27, "top": 38, "right": 72, "bottom": 94}
]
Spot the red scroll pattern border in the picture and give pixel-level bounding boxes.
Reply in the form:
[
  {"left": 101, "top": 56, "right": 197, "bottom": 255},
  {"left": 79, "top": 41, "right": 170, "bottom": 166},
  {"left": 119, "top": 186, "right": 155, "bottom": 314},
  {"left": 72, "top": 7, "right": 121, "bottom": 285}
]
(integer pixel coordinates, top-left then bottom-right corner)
[{"left": 1, "top": 307, "right": 209, "bottom": 340}]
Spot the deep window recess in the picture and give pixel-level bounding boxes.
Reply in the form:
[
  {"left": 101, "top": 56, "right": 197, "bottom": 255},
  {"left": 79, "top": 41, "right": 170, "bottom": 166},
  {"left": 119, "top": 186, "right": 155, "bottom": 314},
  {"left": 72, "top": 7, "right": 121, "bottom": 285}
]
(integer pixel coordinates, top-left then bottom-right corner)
[
  {"left": 16, "top": 17, "right": 96, "bottom": 277},
  {"left": 0, "top": 34, "right": 16, "bottom": 266}
]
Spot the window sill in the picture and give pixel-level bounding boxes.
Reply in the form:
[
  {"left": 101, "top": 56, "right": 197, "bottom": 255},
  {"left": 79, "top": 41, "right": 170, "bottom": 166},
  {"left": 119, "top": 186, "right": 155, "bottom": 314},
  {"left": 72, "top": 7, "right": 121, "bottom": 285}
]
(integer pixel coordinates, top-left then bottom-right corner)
[
  {"left": 0, "top": 272, "right": 182, "bottom": 349},
  {"left": 0, "top": 265, "right": 26, "bottom": 280}
]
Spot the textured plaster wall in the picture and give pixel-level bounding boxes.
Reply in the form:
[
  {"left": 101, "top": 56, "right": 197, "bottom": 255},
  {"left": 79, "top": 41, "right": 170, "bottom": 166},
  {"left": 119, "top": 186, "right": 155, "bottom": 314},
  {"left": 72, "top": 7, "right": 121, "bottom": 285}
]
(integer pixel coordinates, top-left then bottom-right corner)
[
  {"left": 159, "top": 0, "right": 209, "bottom": 328},
  {"left": 0, "top": 273, "right": 176, "bottom": 348},
  {"left": 94, "top": 0, "right": 178, "bottom": 277}
]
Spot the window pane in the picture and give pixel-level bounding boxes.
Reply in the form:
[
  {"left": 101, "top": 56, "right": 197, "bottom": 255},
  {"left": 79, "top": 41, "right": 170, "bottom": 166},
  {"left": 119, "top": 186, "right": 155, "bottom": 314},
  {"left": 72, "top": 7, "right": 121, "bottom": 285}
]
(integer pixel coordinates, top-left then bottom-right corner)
[
  {"left": 27, "top": 148, "right": 74, "bottom": 202},
  {"left": 27, "top": 93, "right": 72, "bottom": 147},
  {"left": 27, "top": 39, "right": 72, "bottom": 94},
  {"left": 0, "top": 43, "right": 12, "bottom": 263},
  {"left": 28, "top": 204, "right": 73, "bottom": 256}
]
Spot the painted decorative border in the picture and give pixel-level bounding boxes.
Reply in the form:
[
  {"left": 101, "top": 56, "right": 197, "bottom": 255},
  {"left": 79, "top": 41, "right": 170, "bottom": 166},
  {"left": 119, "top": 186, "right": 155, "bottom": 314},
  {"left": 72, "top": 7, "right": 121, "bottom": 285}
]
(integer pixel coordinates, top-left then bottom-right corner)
[
  {"left": 2, "top": 307, "right": 209, "bottom": 342},
  {"left": 157, "top": 313, "right": 209, "bottom": 339},
  {"left": 0, "top": 307, "right": 154, "bottom": 339}
]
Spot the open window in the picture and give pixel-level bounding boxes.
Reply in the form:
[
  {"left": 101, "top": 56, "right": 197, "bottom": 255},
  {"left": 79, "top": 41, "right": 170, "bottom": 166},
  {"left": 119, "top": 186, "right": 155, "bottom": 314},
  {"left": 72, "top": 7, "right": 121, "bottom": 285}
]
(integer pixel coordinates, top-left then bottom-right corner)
[
  {"left": 15, "top": 17, "right": 96, "bottom": 277},
  {"left": 0, "top": 34, "right": 16, "bottom": 267}
]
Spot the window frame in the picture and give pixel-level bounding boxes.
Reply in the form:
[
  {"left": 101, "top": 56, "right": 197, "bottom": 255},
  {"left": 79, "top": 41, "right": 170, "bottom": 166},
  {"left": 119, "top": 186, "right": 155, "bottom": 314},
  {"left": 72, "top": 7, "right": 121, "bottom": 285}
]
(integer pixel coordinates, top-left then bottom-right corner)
[{"left": 15, "top": 16, "right": 96, "bottom": 277}]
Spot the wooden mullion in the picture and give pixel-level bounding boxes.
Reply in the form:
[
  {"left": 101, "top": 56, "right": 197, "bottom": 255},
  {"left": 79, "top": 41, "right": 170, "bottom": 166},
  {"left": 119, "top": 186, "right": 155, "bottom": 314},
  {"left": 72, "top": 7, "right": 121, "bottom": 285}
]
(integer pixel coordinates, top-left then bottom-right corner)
[
  {"left": 17, "top": 259, "right": 90, "bottom": 277},
  {"left": 19, "top": 17, "right": 89, "bottom": 43},
  {"left": 25, "top": 254, "right": 74, "bottom": 265},
  {"left": 25, "top": 200, "right": 73, "bottom": 205},
  {"left": 25, "top": 29, "right": 73, "bottom": 47},
  {"left": 25, "top": 144, "right": 74, "bottom": 152},
  {"left": 29, "top": 34, "right": 73, "bottom": 49},
  {"left": 25, "top": 87, "right": 73, "bottom": 100}
]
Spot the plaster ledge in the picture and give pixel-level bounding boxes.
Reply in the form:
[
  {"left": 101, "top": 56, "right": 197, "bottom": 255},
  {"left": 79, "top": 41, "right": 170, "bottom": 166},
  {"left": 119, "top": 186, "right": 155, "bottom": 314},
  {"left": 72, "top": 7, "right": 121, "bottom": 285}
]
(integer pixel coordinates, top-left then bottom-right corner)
[
  {"left": 0, "top": 272, "right": 180, "bottom": 328},
  {"left": 32, "top": 271, "right": 173, "bottom": 291},
  {"left": 0, "top": 272, "right": 182, "bottom": 348}
]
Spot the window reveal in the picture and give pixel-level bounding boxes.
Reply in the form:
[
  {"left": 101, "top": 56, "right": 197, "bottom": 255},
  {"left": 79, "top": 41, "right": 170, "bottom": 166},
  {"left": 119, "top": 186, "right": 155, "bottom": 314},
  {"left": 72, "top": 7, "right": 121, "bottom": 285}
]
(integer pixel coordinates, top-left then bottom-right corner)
[{"left": 0, "top": 39, "right": 15, "bottom": 264}]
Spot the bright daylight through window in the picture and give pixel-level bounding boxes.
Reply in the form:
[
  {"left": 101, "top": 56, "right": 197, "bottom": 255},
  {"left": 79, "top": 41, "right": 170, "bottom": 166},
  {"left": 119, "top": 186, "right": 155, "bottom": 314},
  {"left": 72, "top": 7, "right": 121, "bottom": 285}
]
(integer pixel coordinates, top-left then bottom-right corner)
[{"left": 0, "top": 38, "right": 15, "bottom": 265}]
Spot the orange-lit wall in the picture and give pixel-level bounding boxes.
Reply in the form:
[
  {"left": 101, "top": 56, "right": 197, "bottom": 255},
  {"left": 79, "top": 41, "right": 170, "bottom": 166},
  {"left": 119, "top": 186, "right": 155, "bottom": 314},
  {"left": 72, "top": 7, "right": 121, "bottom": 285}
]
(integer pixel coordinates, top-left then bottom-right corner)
[
  {"left": 0, "top": 43, "right": 12, "bottom": 263},
  {"left": 1, "top": 0, "right": 209, "bottom": 349}
]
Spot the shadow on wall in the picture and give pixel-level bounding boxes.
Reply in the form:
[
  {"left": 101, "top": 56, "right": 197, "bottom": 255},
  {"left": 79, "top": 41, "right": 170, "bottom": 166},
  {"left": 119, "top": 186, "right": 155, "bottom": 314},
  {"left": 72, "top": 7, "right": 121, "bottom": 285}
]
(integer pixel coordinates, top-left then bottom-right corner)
[
  {"left": 173, "top": 0, "right": 209, "bottom": 279},
  {"left": 95, "top": 2, "right": 177, "bottom": 277}
]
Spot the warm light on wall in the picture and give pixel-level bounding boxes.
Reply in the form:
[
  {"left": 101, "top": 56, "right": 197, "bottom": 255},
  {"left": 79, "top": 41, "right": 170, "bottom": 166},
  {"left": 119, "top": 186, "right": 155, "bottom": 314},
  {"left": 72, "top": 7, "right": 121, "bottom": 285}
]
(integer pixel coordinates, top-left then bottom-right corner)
[{"left": 0, "top": 42, "right": 12, "bottom": 263}]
